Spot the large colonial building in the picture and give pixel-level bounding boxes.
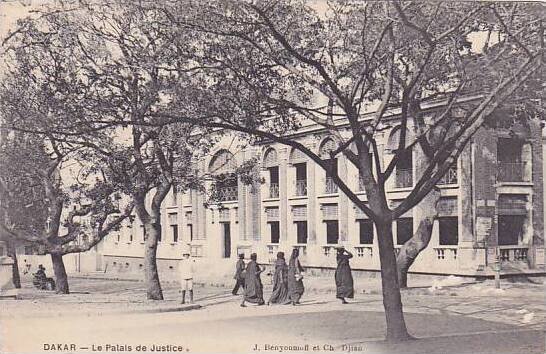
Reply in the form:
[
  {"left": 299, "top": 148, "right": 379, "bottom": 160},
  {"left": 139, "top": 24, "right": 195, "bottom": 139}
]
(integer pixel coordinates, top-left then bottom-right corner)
[
  {"left": 98, "top": 98, "right": 545, "bottom": 278},
  {"left": 2, "top": 98, "right": 544, "bottom": 279}
]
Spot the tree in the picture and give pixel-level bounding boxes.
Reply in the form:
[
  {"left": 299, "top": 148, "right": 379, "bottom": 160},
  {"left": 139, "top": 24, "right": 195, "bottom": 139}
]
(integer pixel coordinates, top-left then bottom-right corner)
[
  {"left": 0, "top": 0, "right": 211, "bottom": 299},
  {"left": 0, "top": 127, "right": 132, "bottom": 294},
  {"left": 1, "top": 0, "right": 542, "bottom": 340},
  {"left": 0, "top": 37, "right": 134, "bottom": 294},
  {"left": 151, "top": 0, "right": 543, "bottom": 341}
]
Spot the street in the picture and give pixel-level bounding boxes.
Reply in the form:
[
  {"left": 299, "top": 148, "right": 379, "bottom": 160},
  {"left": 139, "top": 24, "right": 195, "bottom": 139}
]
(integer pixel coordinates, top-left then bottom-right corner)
[{"left": 1, "top": 277, "right": 545, "bottom": 354}]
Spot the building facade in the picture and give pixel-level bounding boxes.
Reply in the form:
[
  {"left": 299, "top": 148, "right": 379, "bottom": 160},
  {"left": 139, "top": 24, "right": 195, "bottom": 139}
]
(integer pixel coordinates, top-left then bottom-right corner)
[{"left": 100, "top": 102, "right": 545, "bottom": 278}]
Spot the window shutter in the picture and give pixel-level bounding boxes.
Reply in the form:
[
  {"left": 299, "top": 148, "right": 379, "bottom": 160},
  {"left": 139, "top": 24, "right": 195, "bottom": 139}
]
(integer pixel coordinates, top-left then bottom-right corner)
[
  {"left": 292, "top": 205, "right": 307, "bottom": 220},
  {"left": 321, "top": 203, "right": 338, "bottom": 220}
]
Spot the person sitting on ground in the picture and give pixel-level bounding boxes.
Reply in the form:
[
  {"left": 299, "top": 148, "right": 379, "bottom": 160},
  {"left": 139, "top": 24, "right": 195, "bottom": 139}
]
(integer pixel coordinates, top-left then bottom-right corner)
[
  {"left": 33, "top": 264, "right": 55, "bottom": 290},
  {"left": 241, "top": 253, "right": 265, "bottom": 307},
  {"left": 35, "top": 264, "right": 46, "bottom": 280},
  {"left": 179, "top": 252, "right": 195, "bottom": 304}
]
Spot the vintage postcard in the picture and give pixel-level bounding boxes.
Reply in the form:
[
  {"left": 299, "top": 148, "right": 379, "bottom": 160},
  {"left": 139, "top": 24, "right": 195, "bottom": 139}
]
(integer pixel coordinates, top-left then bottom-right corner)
[{"left": 0, "top": 1, "right": 544, "bottom": 353}]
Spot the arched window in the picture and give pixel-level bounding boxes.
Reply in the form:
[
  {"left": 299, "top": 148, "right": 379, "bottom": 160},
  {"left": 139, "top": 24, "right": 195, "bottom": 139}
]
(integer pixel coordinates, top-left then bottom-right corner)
[
  {"left": 209, "top": 150, "right": 238, "bottom": 202},
  {"left": 263, "top": 148, "right": 278, "bottom": 168},
  {"left": 319, "top": 138, "right": 337, "bottom": 159},
  {"left": 263, "top": 148, "right": 279, "bottom": 198},
  {"left": 386, "top": 128, "right": 413, "bottom": 188},
  {"left": 319, "top": 138, "right": 338, "bottom": 194},
  {"left": 289, "top": 147, "right": 307, "bottom": 164},
  {"left": 209, "top": 149, "right": 237, "bottom": 174},
  {"left": 289, "top": 148, "right": 307, "bottom": 196},
  {"left": 386, "top": 126, "right": 413, "bottom": 152}
]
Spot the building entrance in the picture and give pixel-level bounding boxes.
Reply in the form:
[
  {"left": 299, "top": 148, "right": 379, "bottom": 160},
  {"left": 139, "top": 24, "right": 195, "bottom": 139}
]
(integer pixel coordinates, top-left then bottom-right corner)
[{"left": 221, "top": 222, "right": 231, "bottom": 258}]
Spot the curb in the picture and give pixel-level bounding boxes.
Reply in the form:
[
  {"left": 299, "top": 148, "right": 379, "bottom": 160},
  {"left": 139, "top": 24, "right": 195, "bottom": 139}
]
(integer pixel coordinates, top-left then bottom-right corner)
[
  {"left": 69, "top": 275, "right": 142, "bottom": 282},
  {"left": 1, "top": 303, "right": 203, "bottom": 319},
  {"left": 130, "top": 303, "right": 202, "bottom": 314}
]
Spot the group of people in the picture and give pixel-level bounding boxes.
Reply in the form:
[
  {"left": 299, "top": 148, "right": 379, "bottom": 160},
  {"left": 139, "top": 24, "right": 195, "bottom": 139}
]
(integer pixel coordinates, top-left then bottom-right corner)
[
  {"left": 178, "top": 245, "right": 355, "bottom": 306},
  {"left": 234, "top": 247, "right": 355, "bottom": 307}
]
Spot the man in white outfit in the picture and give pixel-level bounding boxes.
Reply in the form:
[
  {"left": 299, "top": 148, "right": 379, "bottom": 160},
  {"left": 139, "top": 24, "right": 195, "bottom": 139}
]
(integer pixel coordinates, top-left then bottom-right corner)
[{"left": 179, "top": 251, "right": 195, "bottom": 304}]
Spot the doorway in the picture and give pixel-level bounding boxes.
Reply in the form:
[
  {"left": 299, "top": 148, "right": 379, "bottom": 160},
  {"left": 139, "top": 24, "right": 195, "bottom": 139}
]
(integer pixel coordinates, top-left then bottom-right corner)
[{"left": 221, "top": 222, "right": 231, "bottom": 258}]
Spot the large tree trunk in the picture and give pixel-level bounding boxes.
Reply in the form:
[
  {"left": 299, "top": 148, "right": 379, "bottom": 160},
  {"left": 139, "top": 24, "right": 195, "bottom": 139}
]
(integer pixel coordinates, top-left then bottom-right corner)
[
  {"left": 7, "top": 243, "right": 21, "bottom": 289},
  {"left": 396, "top": 189, "right": 440, "bottom": 288},
  {"left": 144, "top": 221, "right": 163, "bottom": 300},
  {"left": 51, "top": 253, "right": 69, "bottom": 294},
  {"left": 375, "top": 220, "right": 412, "bottom": 342}
]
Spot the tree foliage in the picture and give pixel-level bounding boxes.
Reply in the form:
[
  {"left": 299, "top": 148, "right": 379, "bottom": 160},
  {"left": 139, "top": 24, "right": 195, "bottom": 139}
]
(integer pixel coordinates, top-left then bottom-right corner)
[{"left": 1, "top": 0, "right": 543, "bottom": 339}]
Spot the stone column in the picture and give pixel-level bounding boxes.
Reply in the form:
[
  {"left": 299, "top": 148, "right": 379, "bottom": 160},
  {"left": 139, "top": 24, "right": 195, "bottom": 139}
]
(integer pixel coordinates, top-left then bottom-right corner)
[
  {"left": 279, "top": 147, "right": 289, "bottom": 242},
  {"left": 456, "top": 142, "right": 487, "bottom": 272},
  {"left": 339, "top": 155, "right": 349, "bottom": 243},
  {"left": 530, "top": 118, "right": 544, "bottom": 268},
  {"left": 307, "top": 160, "right": 317, "bottom": 244}
]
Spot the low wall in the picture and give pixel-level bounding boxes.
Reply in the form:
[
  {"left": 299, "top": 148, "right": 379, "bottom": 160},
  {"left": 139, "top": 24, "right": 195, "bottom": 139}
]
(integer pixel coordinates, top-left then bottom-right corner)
[
  {"left": 17, "top": 252, "right": 100, "bottom": 278},
  {"left": 102, "top": 256, "right": 237, "bottom": 284},
  {"left": 0, "top": 256, "right": 15, "bottom": 292}
]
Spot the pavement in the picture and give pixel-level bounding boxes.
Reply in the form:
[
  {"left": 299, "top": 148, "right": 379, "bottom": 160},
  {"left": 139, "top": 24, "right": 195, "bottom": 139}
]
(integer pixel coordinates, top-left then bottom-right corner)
[{"left": 0, "top": 275, "right": 545, "bottom": 354}]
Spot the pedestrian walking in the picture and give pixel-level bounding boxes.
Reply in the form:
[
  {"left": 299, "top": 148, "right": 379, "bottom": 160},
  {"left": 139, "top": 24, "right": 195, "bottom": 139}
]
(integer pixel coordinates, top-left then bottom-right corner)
[
  {"left": 232, "top": 254, "right": 246, "bottom": 295},
  {"left": 287, "top": 248, "right": 305, "bottom": 305},
  {"left": 267, "top": 251, "right": 289, "bottom": 305},
  {"left": 335, "top": 246, "right": 354, "bottom": 304},
  {"left": 241, "top": 253, "right": 265, "bottom": 307},
  {"left": 179, "top": 251, "right": 195, "bottom": 304}
]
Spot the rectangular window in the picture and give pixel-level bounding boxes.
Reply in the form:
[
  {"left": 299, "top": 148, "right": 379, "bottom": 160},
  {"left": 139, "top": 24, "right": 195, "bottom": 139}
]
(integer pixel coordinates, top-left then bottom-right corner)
[
  {"left": 439, "top": 217, "right": 458, "bottom": 246},
  {"left": 269, "top": 221, "right": 280, "bottom": 244},
  {"left": 269, "top": 166, "right": 279, "bottom": 184},
  {"left": 295, "top": 221, "right": 308, "bottom": 244},
  {"left": 324, "top": 158, "right": 338, "bottom": 178},
  {"left": 187, "top": 224, "right": 193, "bottom": 241},
  {"left": 171, "top": 225, "right": 179, "bottom": 243},
  {"left": 294, "top": 163, "right": 307, "bottom": 196},
  {"left": 24, "top": 246, "right": 34, "bottom": 255},
  {"left": 326, "top": 220, "right": 339, "bottom": 244},
  {"left": 141, "top": 225, "right": 147, "bottom": 242},
  {"left": 268, "top": 166, "right": 280, "bottom": 198},
  {"left": 498, "top": 215, "right": 525, "bottom": 246},
  {"left": 395, "top": 149, "right": 413, "bottom": 188},
  {"left": 171, "top": 184, "right": 179, "bottom": 205},
  {"left": 396, "top": 218, "right": 413, "bottom": 245},
  {"left": 168, "top": 213, "right": 178, "bottom": 243},
  {"left": 497, "top": 138, "right": 523, "bottom": 163},
  {"left": 359, "top": 220, "right": 374, "bottom": 244},
  {"left": 0, "top": 246, "right": 4, "bottom": 257},
  {"left": 295, "top": 163, "right": 307, "bottom": 180}
]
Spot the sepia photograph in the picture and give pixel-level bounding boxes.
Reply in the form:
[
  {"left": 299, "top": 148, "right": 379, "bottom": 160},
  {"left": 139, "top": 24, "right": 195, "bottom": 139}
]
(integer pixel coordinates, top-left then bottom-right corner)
[{"left": 0, "top": 0, "right": 544, "bottom": 353}]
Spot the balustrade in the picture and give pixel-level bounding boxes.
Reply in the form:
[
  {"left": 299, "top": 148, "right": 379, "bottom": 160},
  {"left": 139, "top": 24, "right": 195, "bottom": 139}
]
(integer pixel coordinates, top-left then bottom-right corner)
[
  {"left": 438, "top": 166, "right": 458, "bottom": 185},
  {"left": 497, "top": 162, "right": 528, "bottom": 182},
  {"left": 395, "top": 168, "right": 413, "bottom": 188},
  {"left": 324, "top": 177, "right": 338, "bottom": 194},
  {"left": 434, "top": 246, "right": 458, "bottom": 260},
  {"left": 295, "top": 180, "right": 307, "bottom": 196},
  {"left": 354, "top": 246, "right": 373, "bottom": 258},
  {"left": 269, "top": 183, "right": 280, "bottom": 198},
  {"left": 499, "top": 247, "right": 528, "bottom": 262},
  {"left": 216, "top": 186, "right": 238, "bottom": 202}
]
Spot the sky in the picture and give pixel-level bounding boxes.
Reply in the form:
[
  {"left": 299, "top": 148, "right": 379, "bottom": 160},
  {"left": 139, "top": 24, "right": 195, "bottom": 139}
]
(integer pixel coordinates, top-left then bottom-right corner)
[{"left": 0, "top": 0, "right": 36, "bottom": 41}]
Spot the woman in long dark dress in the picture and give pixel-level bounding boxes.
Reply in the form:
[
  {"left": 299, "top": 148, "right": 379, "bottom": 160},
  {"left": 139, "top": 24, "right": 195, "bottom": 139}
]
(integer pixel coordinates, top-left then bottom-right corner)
[
  {"left": 335, "top": 247, "right": 354, "bottom": 304},
  {"left": 287, "top": 248, "right": 305, "bottom": 305},
  {"left": 267, "top": 252, "right": 289, "bottom": 305},
  {"left": 241, "top": 253, "right": 265, "bottom": 307}
]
